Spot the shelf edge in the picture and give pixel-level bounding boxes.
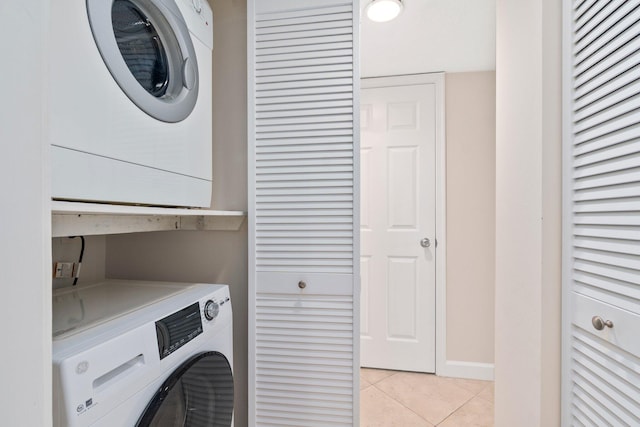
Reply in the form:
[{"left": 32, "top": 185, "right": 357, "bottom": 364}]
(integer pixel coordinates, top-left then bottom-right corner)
[{"left": 51, "top": 202, "right": 247, "bottom": 237}]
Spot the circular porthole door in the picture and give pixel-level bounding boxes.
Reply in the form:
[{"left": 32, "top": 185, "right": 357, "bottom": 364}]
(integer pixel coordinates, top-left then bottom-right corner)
[
  {"left": 136, "top": 352, "right": 234, "bottom": 427},
  {"left": 87, "top": 0, "right": 198, "bottom": 123}
]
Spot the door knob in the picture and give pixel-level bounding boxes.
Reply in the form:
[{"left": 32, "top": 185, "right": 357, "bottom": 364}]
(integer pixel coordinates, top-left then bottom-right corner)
[
  {"left": 420, "top": 238, "right": 431, "bottom": 248},
  {"left": 591, "top": 316, "right": 613, "bottom": 331},
  {"left": 298, "top": 281, "right": 307, "bottom": 289}
]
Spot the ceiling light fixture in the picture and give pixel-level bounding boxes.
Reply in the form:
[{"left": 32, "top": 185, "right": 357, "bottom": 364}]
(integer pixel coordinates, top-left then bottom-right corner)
[{"left": 365, "top": 0, "right": 403, "bottom": 23}]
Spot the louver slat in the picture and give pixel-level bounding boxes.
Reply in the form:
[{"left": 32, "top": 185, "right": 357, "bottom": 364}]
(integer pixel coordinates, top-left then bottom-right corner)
[
  {"left": 566, "top": 0, "right": 640, "bottom": 424},
  {"left": 258, "top": 44, "right": 354, "bottom": 61},
  {"left": 255, "top": 295, "right": 354, "bottom": 427},
  {"left": 255, "top": 5, "right": 352, "bottom": 21},
  {"left": 573, "top": 0, "right": 608, "bottom": 34},
  {"left": 254, "top": 5, "right": 354, "bottom": 275},
  {"left": 256, "top": 12, "right": 352, "bottom": 28},
  {"left": 570, "top": 326, "right": 640, "bottom": 425},
  {"left": 573, "top": 0, "right": 637, "bottom": 60}
]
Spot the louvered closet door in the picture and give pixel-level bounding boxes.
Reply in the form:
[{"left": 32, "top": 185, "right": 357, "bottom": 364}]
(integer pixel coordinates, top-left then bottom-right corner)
[
  {"left": 563, "top": 1, "right": 640, "bottom": 425},
  {"left": 248, "top": 1, "right": 359, "bottom": 426}
]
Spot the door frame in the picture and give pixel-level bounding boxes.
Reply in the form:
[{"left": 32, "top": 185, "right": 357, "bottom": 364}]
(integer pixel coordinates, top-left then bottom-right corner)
[
  {"left": 360, "top": 72, "right": 447, "bottom": 376},
  {"left": 560, "top": 0, "right": 572, "bottom": 423}
]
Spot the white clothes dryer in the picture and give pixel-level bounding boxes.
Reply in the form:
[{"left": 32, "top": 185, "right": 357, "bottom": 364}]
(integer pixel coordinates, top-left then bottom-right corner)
[
  {"left": 49, "top": 0, "right": 213, "bottom": 207},
  {"left": 52, "top": 280, "right": 233, "bottom": 427}
]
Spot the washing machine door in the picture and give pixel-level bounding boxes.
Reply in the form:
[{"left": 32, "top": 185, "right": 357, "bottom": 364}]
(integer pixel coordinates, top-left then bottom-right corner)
[
  {"left": 136, "top": 351, "right": 234, "bottom": 427},
  {"left": 86, "top": 0, "right": 198, "bottom": 123}
]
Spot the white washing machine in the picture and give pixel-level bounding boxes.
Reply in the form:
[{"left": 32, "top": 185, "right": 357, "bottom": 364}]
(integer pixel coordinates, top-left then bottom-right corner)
[
  {"left": 49, "top": 0, "right": 213, "bottom": 207},
  {"left": 52, "top": 280, "right": 233, "bottom": 426}
]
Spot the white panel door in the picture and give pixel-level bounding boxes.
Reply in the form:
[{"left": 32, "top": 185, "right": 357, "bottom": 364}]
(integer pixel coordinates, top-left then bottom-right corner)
[
  {"left": 563, "top": 1, "right": 640, "bottom": 425},
  {"left": 360, "top": 75, "right": 439, "bottom": 373},
  {"left": 248, "top": 1, "right": 359, "bottom": 426}
]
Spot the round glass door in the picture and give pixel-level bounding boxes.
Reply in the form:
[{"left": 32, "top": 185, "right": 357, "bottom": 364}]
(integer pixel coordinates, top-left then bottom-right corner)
[
  {"left": 112, "top": 0, "right": 171, "bottom": 98},
  {"left": 87, "top": 0, "right": 198, "bottom": 122},
  {"left": 137, "top": 352, "right": 234, "bottom": 427}
]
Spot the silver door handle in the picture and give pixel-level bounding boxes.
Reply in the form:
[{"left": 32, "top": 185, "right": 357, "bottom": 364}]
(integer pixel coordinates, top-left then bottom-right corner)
[
  {"left": 420, "top": 238, "right": 431, "bottom": 248},
  {"left": 592, "top": 316, "right": 613, "bottom": 331}
]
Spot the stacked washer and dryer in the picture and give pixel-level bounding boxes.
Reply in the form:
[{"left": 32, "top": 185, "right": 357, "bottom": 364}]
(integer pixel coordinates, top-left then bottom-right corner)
[{"left": 49, "top": 0, "right": 233, "bottom": 425}]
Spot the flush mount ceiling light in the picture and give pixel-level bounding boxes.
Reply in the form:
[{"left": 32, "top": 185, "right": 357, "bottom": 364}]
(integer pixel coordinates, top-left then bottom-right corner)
[{"left": 365, "top": 0, "right": 403, "bottom": 23}]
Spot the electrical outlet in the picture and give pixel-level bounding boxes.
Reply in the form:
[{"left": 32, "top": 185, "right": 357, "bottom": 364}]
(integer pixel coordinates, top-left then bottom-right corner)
[{"left": 54, "top": 262, "right": 75, "bottom": 279}]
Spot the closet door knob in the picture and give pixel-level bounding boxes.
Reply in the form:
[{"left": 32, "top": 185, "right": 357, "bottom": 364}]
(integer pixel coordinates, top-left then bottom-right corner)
[
  {"left": 298, "top": 281, "right": 307, "bottom": 289},
  {"left": 592, "top": 316, "right": 613, "bottom": 331},
  {"left": 420, "top": 238, "right": 431, "bottom": 248}
]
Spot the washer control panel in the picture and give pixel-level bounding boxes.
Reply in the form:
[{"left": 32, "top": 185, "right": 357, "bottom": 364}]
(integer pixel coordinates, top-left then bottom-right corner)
[{"left": 155, "top": 302, "right": 203, "bottom": 360}]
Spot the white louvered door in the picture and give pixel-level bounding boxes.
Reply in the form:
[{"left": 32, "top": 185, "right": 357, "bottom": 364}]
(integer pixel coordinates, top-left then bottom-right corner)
[
  {"left": 562, "top": 1, "right": 640, "bottom": 425},
  {"left": 248, "top": 1, "right": 359, "bottom": 426}
]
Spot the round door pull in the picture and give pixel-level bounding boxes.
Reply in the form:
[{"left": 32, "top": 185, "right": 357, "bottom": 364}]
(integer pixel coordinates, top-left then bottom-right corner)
[
  {"left": 592, "top": 316, "right": 613, "bottom": 331},
  {"left": 420, "top": 238, "right": 431, "bottom": 248},
  {"left": 298, "top": 281, "right": 307, "bottom": 289}
]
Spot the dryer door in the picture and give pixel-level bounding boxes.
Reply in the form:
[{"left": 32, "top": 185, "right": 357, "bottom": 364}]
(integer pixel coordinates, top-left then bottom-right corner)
[
  {"left": 87, "top": 0, "right": 198, "bottom": 122},
  {"left": 137, "top": 351, "right": 234, "bottom": 427}
]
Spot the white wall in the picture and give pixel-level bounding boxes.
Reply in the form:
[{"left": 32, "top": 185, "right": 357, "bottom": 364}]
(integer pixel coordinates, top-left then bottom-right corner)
[
  {"left": 0, "top": 2, "right": 52, "bottom": 425},
  {"left": 361, "top": 0, "right": 495, "bottom": 77},
  {"left": 494, "top": 0, "right": 561, "bottom": 425},
  {"left": 210, "top": 0, "right": 248, "bottom": 211},
  {"left": 445, "top": 71, "right": 496, "bottom": 365}
]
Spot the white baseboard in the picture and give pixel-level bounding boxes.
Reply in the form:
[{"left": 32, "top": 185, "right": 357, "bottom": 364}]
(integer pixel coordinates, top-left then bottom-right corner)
[{"left": 438, "top": 360, "right": 494, "bottom": 381}]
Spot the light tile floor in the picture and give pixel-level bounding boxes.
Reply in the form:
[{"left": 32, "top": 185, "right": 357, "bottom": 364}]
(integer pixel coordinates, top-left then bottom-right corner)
[{"left": 360, "top": 368, "right": 494, "bottom": 427}]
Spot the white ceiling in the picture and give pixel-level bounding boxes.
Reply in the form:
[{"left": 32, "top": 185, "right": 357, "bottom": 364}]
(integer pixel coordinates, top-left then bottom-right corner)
[{"left": 360, "top": 0, "right": 496, "bottom": 77}]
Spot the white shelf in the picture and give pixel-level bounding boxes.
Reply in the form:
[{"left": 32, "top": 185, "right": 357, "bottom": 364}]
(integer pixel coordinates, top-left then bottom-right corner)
[{"left": 51, "top": 201, "right": 246, "bottom": 237}]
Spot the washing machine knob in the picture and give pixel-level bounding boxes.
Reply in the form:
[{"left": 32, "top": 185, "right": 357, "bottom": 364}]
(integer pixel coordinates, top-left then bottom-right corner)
[{"left": 204, "top": 300, "right": 219, "bottom": 321}]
